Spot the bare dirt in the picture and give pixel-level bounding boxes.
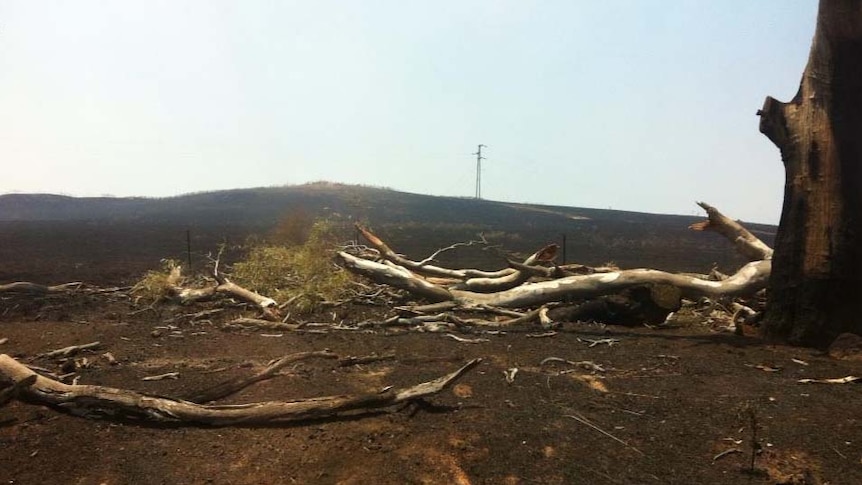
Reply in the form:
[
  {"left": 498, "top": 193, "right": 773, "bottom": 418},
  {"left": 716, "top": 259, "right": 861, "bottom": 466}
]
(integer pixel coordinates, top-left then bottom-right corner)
[{"left": 2, "top": 226, "right": 862, "bottom": 485}]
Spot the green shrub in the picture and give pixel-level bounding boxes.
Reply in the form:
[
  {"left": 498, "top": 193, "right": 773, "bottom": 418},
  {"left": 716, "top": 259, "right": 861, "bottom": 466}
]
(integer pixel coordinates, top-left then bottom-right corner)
[{"left": 231, "top": 218, "right": 352, "bottom": 314}]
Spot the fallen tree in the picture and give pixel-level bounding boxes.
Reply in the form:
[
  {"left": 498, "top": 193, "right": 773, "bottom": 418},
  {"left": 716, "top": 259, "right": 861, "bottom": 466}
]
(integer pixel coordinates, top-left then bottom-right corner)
[
  {"left": 338, "top": 203, "right": 771, "bottom": 324},
  {"left": 0, "top": 353, "right": 480, "bottom": 426},
  {"left": 132, "top": 256, "right": 281, "bottom": 321}
]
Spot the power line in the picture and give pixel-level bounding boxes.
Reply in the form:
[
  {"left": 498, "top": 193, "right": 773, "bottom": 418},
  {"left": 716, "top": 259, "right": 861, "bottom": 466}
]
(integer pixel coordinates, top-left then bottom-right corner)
[{"left": 473, "top": 144, "right": 487, "bottom": 199}]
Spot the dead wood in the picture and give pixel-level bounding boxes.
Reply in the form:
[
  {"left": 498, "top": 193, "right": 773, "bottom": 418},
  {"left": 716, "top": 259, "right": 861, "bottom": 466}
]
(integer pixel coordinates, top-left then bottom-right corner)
[
  {"left": 507, "top": 260, "right": 616, "bottom": 279},
  {"left": 0, "top": 353, "right": 481, "bottom": 426},
  {"left": 224, "top": 318, "right": 300, "bottom": 331},
  {"left": 163, "top": 263, "right": 280, "bottom": 320},
  {"left": 184, "top": 351, "right": 338, "bottom": 403},
  {"left": 0, "top": 282, "right": 83, "bottom": 295},
  {"left": 343, "top": 251, "right": 770, "bottom": 308},
  {"left": 337, "top": 252, "right": 453, "bottom": 302},
  {"left": 338, "top": 352, "right": 397, "bottom": 367},
  {"left": 141, "top": 372, "right": 180, "bottom": 381},
  {"left": 450, "top": 244, "right": 558, "bottom": 293},
  {"left": 341, "top": 203, "right": 772, "bottom": 312},
  {"left": 356, "top": 224, "right": 565, "bottom": 293},
  {"left": 36, "top": 342, "right": 102, "bottom": 360},
  {"left": 0, "top": 282, "right": 82, "bottom": 294},
  {"left": 214, "top": 279, "right": 279, "bottom": 320},
  {"left": 356, "top": 225, "right": 578, "bottom": 294},
  {"left": 356, "top": 224, "right": 514, "bottom": 280},
  {"left": 0, "top": 374, "right": 37, "bottom": 408},
  {"left": 689, "top": 202, "right": 773, "bottom": 261}
]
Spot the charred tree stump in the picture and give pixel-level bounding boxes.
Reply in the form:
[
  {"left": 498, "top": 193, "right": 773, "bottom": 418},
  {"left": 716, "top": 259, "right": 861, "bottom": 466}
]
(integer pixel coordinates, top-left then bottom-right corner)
[{"left": 758, "top": 0, "right": 862, "bottom": 346}]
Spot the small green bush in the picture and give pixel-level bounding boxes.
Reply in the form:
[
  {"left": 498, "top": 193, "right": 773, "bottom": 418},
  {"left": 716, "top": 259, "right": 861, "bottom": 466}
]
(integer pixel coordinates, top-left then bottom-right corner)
[{"left": 231, "top": 218, "right": 352, "bottom": 314}]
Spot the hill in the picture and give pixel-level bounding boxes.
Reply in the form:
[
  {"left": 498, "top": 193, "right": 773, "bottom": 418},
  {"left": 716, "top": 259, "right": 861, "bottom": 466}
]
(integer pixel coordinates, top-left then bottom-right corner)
[{"left": 0, "top": 183, "right": 775, "bottom": 284}]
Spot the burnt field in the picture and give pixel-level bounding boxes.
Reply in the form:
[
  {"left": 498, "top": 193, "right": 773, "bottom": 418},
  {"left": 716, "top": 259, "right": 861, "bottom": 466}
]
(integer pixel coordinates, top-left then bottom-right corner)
[{"left": 2, "top": 191, "right": 861, "bottom": 485}]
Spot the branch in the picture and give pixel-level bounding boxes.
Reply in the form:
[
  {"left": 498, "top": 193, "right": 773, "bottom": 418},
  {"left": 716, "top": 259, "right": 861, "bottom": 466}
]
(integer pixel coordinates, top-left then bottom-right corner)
[
  {"left": 355, "top": 224, "right": 515, "bottom": 279},
  {"left": 449, "top": 260, "right": 771, "bottom": 308},
  {"left": 0, "top": 282, "right": 83, "bottom": 295},
  {"left": 0, "top": 354, "right": 481, "bottom": 426},
  {"left": 342, "top": 203, "right": 773, "bottom": 310},
  {"left": 689, "top": 202, "right": 773, "bottom": 261},
  {"left": 337, "top": 252, "right": 453, "bottom": 302}
]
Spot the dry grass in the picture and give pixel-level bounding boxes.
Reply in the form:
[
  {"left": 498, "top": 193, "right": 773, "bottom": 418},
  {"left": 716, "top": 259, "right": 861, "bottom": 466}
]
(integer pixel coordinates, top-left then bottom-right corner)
[{"left": 131, "top": 259, "right": 183, "bottom": 303}]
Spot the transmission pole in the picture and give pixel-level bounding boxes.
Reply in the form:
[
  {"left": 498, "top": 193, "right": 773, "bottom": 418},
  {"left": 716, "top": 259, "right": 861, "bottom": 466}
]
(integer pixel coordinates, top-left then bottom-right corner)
[{"left": 473, "top": 144, "right": 487, "bottom": 199}]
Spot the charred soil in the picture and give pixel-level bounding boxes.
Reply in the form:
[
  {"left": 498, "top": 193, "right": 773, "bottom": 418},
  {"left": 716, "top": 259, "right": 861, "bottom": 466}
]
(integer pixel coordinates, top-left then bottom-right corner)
[{"left": 1, "top": 223, "right": 859, "bottom": 485}]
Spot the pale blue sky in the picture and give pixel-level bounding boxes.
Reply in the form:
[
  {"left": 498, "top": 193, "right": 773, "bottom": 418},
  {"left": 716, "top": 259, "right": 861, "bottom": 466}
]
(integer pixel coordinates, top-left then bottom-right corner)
[{"left": 0, "top": 1, "right": 817, "bottom": 223}]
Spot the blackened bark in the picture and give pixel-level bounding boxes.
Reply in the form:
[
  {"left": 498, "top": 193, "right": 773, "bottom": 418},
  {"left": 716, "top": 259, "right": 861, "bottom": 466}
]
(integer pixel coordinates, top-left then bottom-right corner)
[{"left": 759, "top": 0, "right": 862, "bottom": 346}]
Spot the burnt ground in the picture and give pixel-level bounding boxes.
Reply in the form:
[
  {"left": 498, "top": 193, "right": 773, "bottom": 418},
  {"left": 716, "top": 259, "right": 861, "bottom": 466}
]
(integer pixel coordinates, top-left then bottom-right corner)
[{"left": 1, "top": 225, "right": 861, "bottom": 485}]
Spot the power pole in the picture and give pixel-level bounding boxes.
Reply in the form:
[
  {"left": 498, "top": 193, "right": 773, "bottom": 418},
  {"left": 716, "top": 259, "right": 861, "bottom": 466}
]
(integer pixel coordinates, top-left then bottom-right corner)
[{"left": 473, "top": 144, "right": 487, "bottom": 199}]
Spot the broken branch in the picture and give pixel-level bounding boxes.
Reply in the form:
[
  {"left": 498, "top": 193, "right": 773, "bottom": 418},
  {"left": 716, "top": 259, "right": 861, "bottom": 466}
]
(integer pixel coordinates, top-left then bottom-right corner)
[{"left": 0, "top": 354, "right": 481, "bottom": 426}]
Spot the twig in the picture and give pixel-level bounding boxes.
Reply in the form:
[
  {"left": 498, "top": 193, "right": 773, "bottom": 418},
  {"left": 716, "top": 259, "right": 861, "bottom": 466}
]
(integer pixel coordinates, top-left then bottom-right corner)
[
  {"left": 142, "top": 372, "right": 180, "bottom": 381},
  {"left": 418, "top": 239, "right": 488, "bottom": 266},
  {"left": 338, "top": 353, "right": 396, "bottom": 367},
  {"left": 37, "top": 342, "right": 102, "bottom": 359},
  {"left": 224, "top": 318, "right": 300, "bottom": 331},
  {"left": 577, "top": 337, "right": 620, "bottom": 348},
  {"left": 474, "top": 305, "right": 526, "bottom": 318},
  {"left": 798, "top": 376, "right": 860, "bottom": 384},
  {"left": 526, "top": 331, "right": 558, "bottom": 338},
  {"left": 444, "top": 334, "right": 489, "bottom": 344},
  {"left": 185, "top": 308, "right": 225, "bottom": 321},
  {"left": 713, "top": 448, "right": 743, "bottom": 462},
  {"left": 564, "top": 413, "right": 644, "bottom": 455},
  {"left": 540, "top": 357, "right": 605, "bottom": 372}
]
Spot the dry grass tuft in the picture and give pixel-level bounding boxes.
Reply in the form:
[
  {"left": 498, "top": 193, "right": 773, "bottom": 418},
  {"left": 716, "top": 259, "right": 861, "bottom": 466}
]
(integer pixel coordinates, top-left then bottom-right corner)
[{"left": 131, "top": 259, "right": 183, "bottom": 303}]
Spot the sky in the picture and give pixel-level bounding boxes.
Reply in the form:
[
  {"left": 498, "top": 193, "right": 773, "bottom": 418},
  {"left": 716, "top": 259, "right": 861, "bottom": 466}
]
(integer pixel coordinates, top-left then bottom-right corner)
[{"left": 0, "top": 1, "right": 818, "bottom": 224}]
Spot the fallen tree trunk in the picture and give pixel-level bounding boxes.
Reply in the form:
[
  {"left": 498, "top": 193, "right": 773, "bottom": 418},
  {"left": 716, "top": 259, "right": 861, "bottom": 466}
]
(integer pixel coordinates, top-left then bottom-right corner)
[
  {"left": 0, "top": 354, "right": 480, "bottom": 426},
  {"left": 341, "top": 252, "right": 769, "bottom": 308},
  {"left": 451, "top": 260, "right": 770, "bottom": 308},
  {"left": 339, "top": 203, "right": 772, "bottom": 311}
]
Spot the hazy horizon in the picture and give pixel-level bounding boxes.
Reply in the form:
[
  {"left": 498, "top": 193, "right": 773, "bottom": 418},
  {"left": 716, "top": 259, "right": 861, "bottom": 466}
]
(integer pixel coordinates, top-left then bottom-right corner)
[{"left": 1, "top": 1, "right": 818, "bottom": 224}]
